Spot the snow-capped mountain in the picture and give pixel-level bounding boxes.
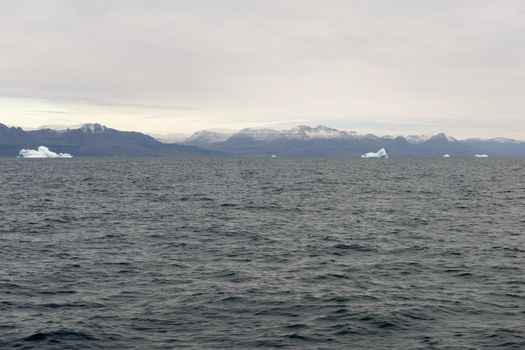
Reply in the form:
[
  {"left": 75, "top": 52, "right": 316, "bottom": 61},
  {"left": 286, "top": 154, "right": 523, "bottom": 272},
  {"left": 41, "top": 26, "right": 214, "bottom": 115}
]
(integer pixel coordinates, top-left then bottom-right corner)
[
  {"left": 151, "top": 133, "right": 189, "bottom": 143},
  {"left": 186, "top": 125, "right": 362, "bottom": 146},
  {"left": 184, "top": 129, "right": 235, "bottom": 145},
  {"left": 405, "top": 135, "right": 429, "bottom": 144},
  {"left": 79, "top": 123, "right": 108, "bottom": 134},
  {"left": 3, "top": 122, "right": 525, "bottom": 157},
  {"left": 284, "top": 125, "right": 350, "bottom": 140},
  {"left": 34, "top": 124, "right": 84, "bottom": 131},
  {"left": 188, "top": 126, "right": 525, "bottom": 156},
  {"left": 0, "top": 122, "right": 221, "bottom": 157},
  {"left": 427, "top": 133, "right": 458, "bottom": 143},
  {"left": 31, "top": 123, "right": 108, "bottom": 133},
  {"left": 32, "top": 123, "right": 109, "bottom": 134},
  {"left": 227, "top": 128, "right": 284, "bottom": 142},
  {"left": 466, "top": 137, "right": 523, "bottom": 144}
]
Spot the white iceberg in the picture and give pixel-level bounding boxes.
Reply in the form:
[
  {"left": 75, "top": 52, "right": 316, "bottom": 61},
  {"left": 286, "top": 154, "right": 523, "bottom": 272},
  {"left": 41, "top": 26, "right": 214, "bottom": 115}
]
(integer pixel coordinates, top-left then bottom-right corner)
[
  {"left": 18, "top": 146, "right": 73, "bottom": 158},
  {"left": 474, "top": 154, "right": 488, "bottom": 158},
  {"left": 443, "top": 154, "right": 450, "bottom": 158},
  {"left": 361, "top": 148, "right": 388, "bottom": 159}
]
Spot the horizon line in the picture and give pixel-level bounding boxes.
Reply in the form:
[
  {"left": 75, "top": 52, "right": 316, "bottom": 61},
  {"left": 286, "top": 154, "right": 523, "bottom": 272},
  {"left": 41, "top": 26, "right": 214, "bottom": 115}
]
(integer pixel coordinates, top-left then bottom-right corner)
[{"left": 3, "top": 121, "right": 524, "bottom": 143}]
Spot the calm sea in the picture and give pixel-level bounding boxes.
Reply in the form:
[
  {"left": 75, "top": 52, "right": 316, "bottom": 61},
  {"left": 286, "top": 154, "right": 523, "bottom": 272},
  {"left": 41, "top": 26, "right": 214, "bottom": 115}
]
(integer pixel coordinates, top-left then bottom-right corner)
[{"left": 1, "top": 158, "right": 524, "bottom": 349}]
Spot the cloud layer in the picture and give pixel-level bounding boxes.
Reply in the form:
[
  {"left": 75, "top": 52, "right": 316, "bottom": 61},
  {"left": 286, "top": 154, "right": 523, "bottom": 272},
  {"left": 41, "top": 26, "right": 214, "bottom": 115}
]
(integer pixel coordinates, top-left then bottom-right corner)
[{"left": 1, "top": 0, "right": 524, "bottom": 137}]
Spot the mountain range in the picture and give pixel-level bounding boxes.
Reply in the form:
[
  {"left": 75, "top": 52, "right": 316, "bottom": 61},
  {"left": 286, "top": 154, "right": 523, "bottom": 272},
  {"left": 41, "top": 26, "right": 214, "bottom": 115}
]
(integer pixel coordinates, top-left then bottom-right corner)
[
  {"left": 182, "top": 125, "right": 525, "bottom": 157},
  {"left": 1, "top": 123, "right": 525, "bottom": 157},
  {"left": 0, "top": 123, "right": 220, "bottom": 157}
]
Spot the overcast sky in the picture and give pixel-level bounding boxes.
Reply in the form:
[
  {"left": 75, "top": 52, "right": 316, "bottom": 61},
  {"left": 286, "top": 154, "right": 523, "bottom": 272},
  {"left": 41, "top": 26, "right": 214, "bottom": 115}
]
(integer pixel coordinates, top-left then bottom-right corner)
[{"left": 1, "top": 0, "right": 524, "bottom": 138}]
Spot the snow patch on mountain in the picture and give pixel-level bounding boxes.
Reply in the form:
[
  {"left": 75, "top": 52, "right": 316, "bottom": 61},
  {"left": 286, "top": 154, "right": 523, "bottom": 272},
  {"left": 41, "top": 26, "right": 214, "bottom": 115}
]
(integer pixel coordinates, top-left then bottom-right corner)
[
  {"left": 224, "top": 125, "right": 361, "bottom": 142},
  {"left": 230, "top": 128, "right": 284, "bottom": 142},
  {"left": 36, "top": 124, "right": 84, "bottom": 131},
  {"left": 151, "top": 133, "right": 189, "bottom": 143},
  {"left": 466, "top": 137, "right": 523, "bottom": 144},
  {"left": 428, "top": 133, "right": 457, "bottom": 142},
  {"left": 185, "top": 130, "right": 235, "bottom": 144},
  {"left": 32, "top": 123, "right": 109, "bottom": 134},
  {"left": 405, "top": 135, "right": 429, "bottom": 144},
  {"left": 80, "top": 123, "right": 107, "bottom": 134},
  {"left": 285, "top": 125, "right": 348, "bottom": 140}
]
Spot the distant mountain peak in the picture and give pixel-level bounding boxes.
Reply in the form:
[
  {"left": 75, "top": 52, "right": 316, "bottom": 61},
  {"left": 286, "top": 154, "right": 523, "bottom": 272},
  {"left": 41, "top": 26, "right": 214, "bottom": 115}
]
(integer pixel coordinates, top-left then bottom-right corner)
[
  {"left": 80, "top": 123, "right": 108, "bottom": 133},
  {"left": 185, "top": 129, "right": 233, "bottom": 145},
  {"left": 232, "top": 128, "right": 283, "bottom": 142},
  {"left": 2, "top": 122, "right": 525, "bottom": 157},
  {"left": 0, "top": 122, "right": 220, "bottom": 156},
  {"left": 488, "top": 137, "right": 522, "bottom": 144},
  {"left": 35, "top": 123, "right": 110, "bottom": 134},
  {"left": 313, "top": 125, "right": 337, "bottom": 131},
  {"left": 37, "top": 124, "right": 82, "bottom": 131},
  {"left": 239, "top": 127, "right": 278, "bottom": 132},
  {"left": 288, "top": 125, "right": 311, "bottom": 132},
  {"left": 190, "top": 130, "right": 215, "bottom": 137},
  {"left": 405, "top": 135, "right": 429, "bottom": 144},
  {"left": 285, "top": 125, "right": 311, "bottom": 139},
  {"left": 428, "top": 133, "right": 457, "bottom": 142},
  {"left": 285, "top": 124, "right": 347, "bottom": 140},
  {"left": 0, "top": 123, "right": 24, "bottom": 131}
]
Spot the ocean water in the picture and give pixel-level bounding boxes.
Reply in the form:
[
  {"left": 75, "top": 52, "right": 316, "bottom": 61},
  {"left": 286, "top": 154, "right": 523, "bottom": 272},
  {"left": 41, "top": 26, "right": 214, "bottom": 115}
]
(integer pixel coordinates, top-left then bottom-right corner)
[{"left": 0, "top": 158, "right": 524, "bottom": 349}]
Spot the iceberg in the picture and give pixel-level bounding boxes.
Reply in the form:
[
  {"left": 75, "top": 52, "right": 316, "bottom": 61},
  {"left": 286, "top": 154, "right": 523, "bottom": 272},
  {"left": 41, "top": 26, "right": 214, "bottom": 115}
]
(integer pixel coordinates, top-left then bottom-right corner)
[
  {"left": 443, "top": 154, "right": 450, "bottom": 158},
  {"left": 474, "top": 154, "right": 488, "bottom": 158},
  {"left": 361, "top": 148, "right": 388, "bottom": 159},
  {"left": 18, "top": 146, "right": 73, "bottom": 158}
]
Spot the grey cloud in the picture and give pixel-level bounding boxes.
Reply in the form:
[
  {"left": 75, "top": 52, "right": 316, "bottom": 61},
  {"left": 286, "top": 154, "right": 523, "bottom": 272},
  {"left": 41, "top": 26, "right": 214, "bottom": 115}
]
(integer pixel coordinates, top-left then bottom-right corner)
[
  {"left": 0, "top": 0, "right": 524, "bottom": 137},
  {"left": 34, "top": 110, "right": 68, "bottom": 114}
]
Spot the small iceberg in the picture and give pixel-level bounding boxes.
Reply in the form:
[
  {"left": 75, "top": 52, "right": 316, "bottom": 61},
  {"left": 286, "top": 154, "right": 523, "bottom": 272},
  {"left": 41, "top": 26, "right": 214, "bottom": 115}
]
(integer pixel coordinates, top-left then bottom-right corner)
[
  {"left": 362, "top": 148, "right": 388, "bottom": 159},
  {"left": 271, "top": 155, "right": 277, "bottom": 158},
  {"left": 18, "top": 146, "right": 73, "bottom": 158},
  {"left": 443, "top": 154, "right": 450, "bottom": 158},
  {"left": 474, "top": 154, "right": 488, "bottom": 158}
]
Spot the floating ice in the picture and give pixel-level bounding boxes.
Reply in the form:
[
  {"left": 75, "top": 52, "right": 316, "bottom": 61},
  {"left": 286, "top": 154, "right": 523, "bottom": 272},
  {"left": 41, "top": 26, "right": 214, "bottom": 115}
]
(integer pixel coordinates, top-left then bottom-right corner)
[
  {"left": 18, "top": 146, "right": 72, "bottom": 158},
  {"left": 361, "top": 148, "right": 388, "bottom": 158},
  {"left": 474, "top": 154, "right": 488, "bottom": 158},
  {"left": 443, "top": 154, "right": 450, "bottom": 158}
]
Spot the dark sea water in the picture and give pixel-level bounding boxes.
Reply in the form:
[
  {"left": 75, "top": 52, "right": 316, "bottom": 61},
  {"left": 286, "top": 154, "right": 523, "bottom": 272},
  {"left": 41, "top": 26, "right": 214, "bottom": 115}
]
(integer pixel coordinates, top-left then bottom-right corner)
[{"left": 1, "top": 158, "right": 524, "bottom": 349}]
